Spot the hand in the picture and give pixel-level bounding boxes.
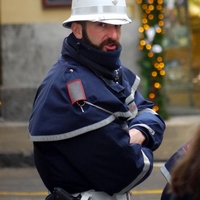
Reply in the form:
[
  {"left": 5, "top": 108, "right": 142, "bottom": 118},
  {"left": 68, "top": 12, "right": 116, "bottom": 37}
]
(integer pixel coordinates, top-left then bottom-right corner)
[{"left": 129, "top": 128, "right": 146, "bottom": 144}]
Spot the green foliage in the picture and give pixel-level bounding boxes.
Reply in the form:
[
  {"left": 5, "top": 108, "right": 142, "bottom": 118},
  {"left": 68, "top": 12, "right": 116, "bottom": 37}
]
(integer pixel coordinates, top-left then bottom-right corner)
[{"left": 137, "top": 0, "right": 169, "bottom": 119}]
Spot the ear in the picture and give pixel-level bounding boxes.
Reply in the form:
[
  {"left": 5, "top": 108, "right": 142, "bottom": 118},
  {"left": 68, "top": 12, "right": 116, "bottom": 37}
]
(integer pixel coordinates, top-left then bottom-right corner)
[{"left": 71, "top": 22, "right": 83, "bottom": 39}]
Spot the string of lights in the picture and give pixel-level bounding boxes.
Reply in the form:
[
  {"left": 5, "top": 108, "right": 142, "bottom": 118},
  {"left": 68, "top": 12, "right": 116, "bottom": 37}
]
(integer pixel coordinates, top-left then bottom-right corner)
[{"left": 137, "top": 0, "right": 168, "bottom": 119}]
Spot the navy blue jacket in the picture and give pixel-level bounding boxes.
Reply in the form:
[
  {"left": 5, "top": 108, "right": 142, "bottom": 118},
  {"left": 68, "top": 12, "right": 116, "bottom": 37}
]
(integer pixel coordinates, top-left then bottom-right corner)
[{"left": 29, "top": 34, "right": 165, "bottom": 195}]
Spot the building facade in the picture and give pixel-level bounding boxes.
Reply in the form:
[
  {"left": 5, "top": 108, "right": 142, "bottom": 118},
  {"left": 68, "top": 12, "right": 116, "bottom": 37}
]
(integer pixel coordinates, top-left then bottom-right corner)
[
  {"left": 0, "top": 0, "right": 200, "bottom": 122},
  {"left": 0, "top": 0, "right": 141, "bottom": 121}
]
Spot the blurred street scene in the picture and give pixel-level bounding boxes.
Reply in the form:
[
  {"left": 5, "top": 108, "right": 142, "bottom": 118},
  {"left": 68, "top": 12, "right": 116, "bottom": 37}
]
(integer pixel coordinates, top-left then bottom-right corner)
[
  {"left": 0, "top": 115, "right": 199, "bottom": 200},
  {"left": 1, "top": 0, "right": 200, "bottom": 200}
]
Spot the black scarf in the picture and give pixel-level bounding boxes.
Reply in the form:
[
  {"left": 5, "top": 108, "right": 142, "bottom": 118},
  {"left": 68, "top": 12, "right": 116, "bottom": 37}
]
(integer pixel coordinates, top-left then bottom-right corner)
[{"left": 62, "top": 33, "right": 125, "bottom": 97}]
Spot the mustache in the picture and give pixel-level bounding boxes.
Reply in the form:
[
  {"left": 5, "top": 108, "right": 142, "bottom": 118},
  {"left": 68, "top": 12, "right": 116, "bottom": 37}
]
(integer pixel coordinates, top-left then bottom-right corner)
[{"left": 100, "top": 38, "right": 120, "bottom": 49}]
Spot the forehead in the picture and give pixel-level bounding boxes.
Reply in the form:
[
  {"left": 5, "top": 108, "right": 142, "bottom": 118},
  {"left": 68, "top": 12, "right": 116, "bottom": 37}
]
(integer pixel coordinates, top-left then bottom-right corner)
[
  {"left": 86, "top": 21, "right": 98, "bottom": 25},
  {"left": 85, "top": 21, "right": 121, "bottom": 27},
  {"left": 84, "top": 21, "right": 100, "bottom": 29}
]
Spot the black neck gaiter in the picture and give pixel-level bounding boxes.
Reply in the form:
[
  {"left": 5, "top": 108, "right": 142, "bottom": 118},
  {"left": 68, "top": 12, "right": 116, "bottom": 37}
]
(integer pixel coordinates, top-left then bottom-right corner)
[
  {"left": 62, "top": 33, "right": 126, "bottom": 98},
  {"left": 62, "top": 33, "right": 122, "bottom": 81}
]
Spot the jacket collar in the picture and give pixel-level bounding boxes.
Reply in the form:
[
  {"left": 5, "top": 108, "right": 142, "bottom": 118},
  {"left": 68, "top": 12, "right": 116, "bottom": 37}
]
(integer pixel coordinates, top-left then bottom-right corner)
[{"left": 62, "top": 33, "right": 122, "bottom": 80}]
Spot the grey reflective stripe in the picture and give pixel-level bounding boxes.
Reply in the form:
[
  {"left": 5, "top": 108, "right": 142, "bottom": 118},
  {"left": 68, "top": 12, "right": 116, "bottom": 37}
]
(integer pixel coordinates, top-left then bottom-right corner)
[
  {"left": 29, "top": 107, "right": 132, "bottom": 142},
  {"left": 129, "top": 123, "right": 155, "bottom": 135},
  {"left": 29, "top": 115, "right": 116, "bottom": 142},
  {"left": 138, "top": 108, "right": 157, "bottom": 115},
  {"left": 126, "top": 93, "right": 134, "bottom": 105},
  {"left": 132, "top": 75, "right": 140, "bottom": 92},
  {"left": 119, "top": 149, "right": 151, "bottom": 193},
  {"left": 85, "top": 101, "right": 132, "bottom": 118},
  {"left": 73, "top": 5, "right": 127, "bottom": 16},
  {"left": 127, "top": 101, "right": 138, "bottom": 119},
  {"left": 160, "top": 165, "right": 171, "bottom": 184},
  {"left": 125, "top": 75, "right": 140, "bottom": 119},
  {"left": 128, "top": 108, "right": 157, "bottom": 121},
  {"left": 30, "top": 103, "right": 133, "bottom": 142},
  {"left": 125, "top": 75, "right": 140, "bottom": 105},
  {"left": 114, "top": 111, "right": 133, "bottom": 118}
]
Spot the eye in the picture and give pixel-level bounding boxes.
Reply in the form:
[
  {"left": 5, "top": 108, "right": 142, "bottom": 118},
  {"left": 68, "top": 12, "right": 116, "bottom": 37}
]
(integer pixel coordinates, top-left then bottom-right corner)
[
  {"left": 99, "top": 23, "right": 106, "bottom": 27},
  {"left": 115, "top": 25, "right": 122, "bottom": 28}
]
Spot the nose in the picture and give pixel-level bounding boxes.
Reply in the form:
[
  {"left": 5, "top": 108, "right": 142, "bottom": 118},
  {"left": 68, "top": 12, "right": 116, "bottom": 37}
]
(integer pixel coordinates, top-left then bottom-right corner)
[{"left": 107, "top": 25, "right": 119, "bottom": 40}]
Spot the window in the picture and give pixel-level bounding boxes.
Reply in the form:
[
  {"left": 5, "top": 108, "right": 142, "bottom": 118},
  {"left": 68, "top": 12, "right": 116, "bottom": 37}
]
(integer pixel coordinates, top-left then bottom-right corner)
[{"left": 42, "top": 0, "right": 71, "bottom": 7}]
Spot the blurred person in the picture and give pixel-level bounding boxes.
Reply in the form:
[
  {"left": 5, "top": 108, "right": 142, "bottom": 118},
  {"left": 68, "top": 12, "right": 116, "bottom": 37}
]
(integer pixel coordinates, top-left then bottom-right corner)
[
  {"left": 161, "top": 126, "right": 200, "bottom": 200},
  {"left": 28, "top": 0, "right": 166, "bottom": 199},
  {"left": 160, "top": 141, "right": 190, "bottom": 200},
  {"left": 169, "top": 126, "right": 200, "bottom": 200}
]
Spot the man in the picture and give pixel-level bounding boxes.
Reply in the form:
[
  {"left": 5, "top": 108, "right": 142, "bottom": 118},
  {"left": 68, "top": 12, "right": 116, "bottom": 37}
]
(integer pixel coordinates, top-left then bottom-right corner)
[{"left": 29, "top": 0, "right": 166, "bottom": 199}]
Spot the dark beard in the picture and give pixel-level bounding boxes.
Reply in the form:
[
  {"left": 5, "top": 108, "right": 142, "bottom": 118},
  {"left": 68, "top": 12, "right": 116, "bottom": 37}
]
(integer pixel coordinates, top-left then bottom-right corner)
[{"left": 82, "top": 27, "right": 120, "bottom": 51}]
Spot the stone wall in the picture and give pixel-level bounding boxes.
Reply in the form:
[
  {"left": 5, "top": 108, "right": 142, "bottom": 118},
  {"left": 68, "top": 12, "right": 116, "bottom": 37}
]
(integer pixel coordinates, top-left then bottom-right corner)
[{"left": 1, "top": 21, "right": 141, "bottom": 121}]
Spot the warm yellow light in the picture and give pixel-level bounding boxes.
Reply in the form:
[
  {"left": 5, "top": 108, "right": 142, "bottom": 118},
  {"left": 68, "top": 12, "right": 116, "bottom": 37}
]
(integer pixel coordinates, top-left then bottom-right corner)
[
  {"left": 160, "top": 70, "right": 166, "bottom": 76},
  {"left": 156, "top": 5, "right": 162, "bottom": 10},
  {"left": 140, "top": 40, "right": 146, "bottom": 46},
  {"left": 146, "top": 44, "right": 152, "bottom": 50},
  {"left": 153, "top": 105, "right": 159, "bottom": 112},
  {"left": 156, "top": 27, "right": 162, "bottom": 33},
  {"left": 154, "top": 63, "right": 159, "bottom": 68},
  {"left": 144, "top": 24, "right": 150, "bottom": 30},
  {"left": 157, "top": 63, "right": 164, "bottom": 70},
  {"left": 157, "top": 57, "right": 162, "bottom": 62},
  {"left": 149, "top": 93, "right": 155, "bottom": 99},
  {"left": 148, "top": 52, "right": 154, "bottom": 57},
  {"left": 149, "top": 5, "right": 154, "bottom": 11},
  {"left": 152, "top": 71, "right": 157, "bottom": 77},
  {"left": 138, "top": 27, "right": 144, "bottom": 33},
  {"left": 154, "top": 82, "right": 161, "bottom": 89},
  {"left": 148, "top": 14, "right": 154, "bottom": 20},
  {"left": 158, "top": 14, "right": 164, "bottom": 19},
  {"left": 137, "top": 0, "right": 142, "bottom": 4},
  {"left": 157, "top": 0, "right": 163, "bottom": 4},
  {"left": 142, "top": 4, "right": 148, "bottom": 10},
  {"left": 145, "top": 9, "right": 151, "bottom": 14},
  {"left": 142, "top": 18, "right": 148, "bottom": 24},
  {"left": 160, "top": 62, "right": 165, "bottom": 68},
  {"left": 158, "top": 21, "right": 164, "bottom": 26},
  {"left": 138, "top": 45, "right": 143, "bottom": 50},
  {"left": 148, "top": 0, "right": 154, "bottom": 4}
]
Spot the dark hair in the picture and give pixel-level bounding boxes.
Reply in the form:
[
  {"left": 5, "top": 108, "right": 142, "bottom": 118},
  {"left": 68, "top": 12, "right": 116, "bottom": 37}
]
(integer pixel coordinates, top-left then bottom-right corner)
[
  {"left": 170, "top": 125, "right": 200, "bottom": 198},
  {"left": 76, "top": 21, "right": 86, "bottom": 29}
]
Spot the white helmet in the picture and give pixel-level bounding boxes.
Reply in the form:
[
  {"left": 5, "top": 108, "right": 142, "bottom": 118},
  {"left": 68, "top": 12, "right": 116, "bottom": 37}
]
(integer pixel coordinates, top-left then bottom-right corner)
[{"left": 63, "top": 0, "right": 132, "bottom": 28}]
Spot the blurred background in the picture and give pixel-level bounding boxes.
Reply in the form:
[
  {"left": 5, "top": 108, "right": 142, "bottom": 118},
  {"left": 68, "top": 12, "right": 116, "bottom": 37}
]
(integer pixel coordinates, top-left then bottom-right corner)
[
  {"left": 0, "top": 1, "right": 200, "bottom": 199},
  {"left": 0, "top": 0, "right": 200, "bottom": 161},
  {"left": 0, "top": 0, "right": 200, "bottom": 122}
]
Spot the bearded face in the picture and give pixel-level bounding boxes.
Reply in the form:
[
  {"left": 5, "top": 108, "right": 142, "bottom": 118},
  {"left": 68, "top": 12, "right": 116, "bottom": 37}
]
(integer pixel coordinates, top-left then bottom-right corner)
[{"left": 80, "top": 21, "right": 121, "bottom": 51}]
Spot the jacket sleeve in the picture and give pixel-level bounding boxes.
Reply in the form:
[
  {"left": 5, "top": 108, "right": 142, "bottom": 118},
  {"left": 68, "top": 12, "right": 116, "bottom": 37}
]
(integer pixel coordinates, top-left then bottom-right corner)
[{"left": 128, "top": 91, "right": 166, "bottom": 151}]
